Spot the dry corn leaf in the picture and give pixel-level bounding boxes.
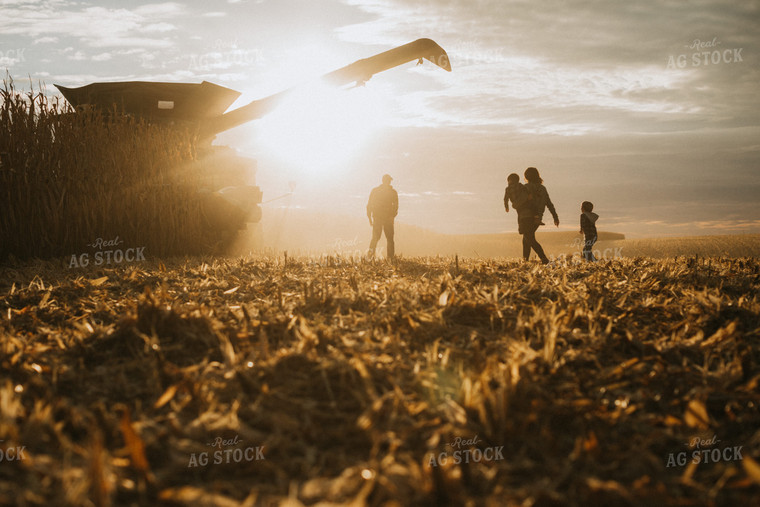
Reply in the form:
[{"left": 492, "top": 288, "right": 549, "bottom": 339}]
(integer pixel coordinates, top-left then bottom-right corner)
[
  {"left": 681, "top": 459, "right": 699, "bottom": 482},
  {"left": 153, "top": 383, "right": 179, "bottom": 409},
  {"left": 39, "top": 291, "right": 51, "bottom": 308},
  {"left": 583, "top": 432, "right": 598, "bottom": 452},
  {"left": 684, "top": 399, "right": 710, "bottom": 430},
  {"left": 743, "top": 455, "right": 760, "bottom": 485},
  {"left": 118, "top": 408, "right": 152, "bottom": 479},
  {"left": 88, "top": 431, "right": 111, "bottom": 506},
  {"left": 158, "top": 487, "right": 241, "bottom": 507},
  {"left": 700, "top": 321, "right": 738, "bottom": 348}
]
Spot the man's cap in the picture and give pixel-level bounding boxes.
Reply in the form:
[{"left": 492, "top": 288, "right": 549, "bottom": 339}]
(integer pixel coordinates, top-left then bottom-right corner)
[{"left": 382, "top": 174, "right": 392, "bottom": 183}]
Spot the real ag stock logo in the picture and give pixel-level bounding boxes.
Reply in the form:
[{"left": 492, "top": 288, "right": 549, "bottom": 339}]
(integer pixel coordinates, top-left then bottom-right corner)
[
  {"left": 188, "top": 38, "right": 264, "bottom": 72},
  {"left": 187, "top": 434, "right": 265, "bottom": 468},
  {"left": 68, "top": 235, "right": 146, "bottom": 268},
  {"left": 0, "top": 48, "right": 26, "bottom": 67},
  {"left": 331, "top": 236, "right": 362, "bottom": 257},
  {"left": 0, "top": 440, "right": 27, "bottom": 462},
  {"left": 428, "top": 435, "right": 504, "bottom": 467},
  {"left": 552, "top": 237, "right": 623, "bottom": 264},
  {"left": 667, "top": 37, "right": 744, "bottom": 69},
  {"left": 665, "top": 434, "right": 743, "bottom": 468}
]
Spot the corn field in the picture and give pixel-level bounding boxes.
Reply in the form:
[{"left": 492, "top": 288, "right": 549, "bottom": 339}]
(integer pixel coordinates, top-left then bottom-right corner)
[
  {"left": 0, "top": 77, "right": 233, "bottom": 261},
  {"left": 1, "top": 255, "right": 759, "bottom": 505},
  {"left": 2, "top": 75, "right": 760, "bottom": 506}
]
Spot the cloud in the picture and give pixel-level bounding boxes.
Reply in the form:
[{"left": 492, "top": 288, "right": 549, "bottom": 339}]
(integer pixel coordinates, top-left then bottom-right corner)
[
  {"left": 133, "top": 3, "right": 184, "bottom": 16},
  {"left": 67, "top": 51, "right": 87, "bottom": 61},
  {"left": 91, "top": 52, "right": 112, "bottom": 62},
  {"left": 341, "top": 0, "right": 756, "bottom": 66},
  {"left": 694, "top": 220, "right": 760, "bottom": 231},
  {"left": 141, "top": 22, "right": 177, "bottom": 33},
  {"left": 0, "top": 54, "right": 23, "bottom": 67},
  {"left": 0, "top": 0, "right": 61, "bottom": 5},
  {"left": 33, "top": 36, "right": 59, "bottom": 44},
  {"left": 0, "top": 2, "right": 183, "bottom": 48},
  {"left": 338, "top": 0, "right": 759, "bottom": 133}
]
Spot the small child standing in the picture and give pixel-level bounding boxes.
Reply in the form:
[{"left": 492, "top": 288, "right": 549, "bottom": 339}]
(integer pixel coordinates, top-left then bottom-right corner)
[{"left": 579, "top": 201, "right": 599, "bottom": 262}]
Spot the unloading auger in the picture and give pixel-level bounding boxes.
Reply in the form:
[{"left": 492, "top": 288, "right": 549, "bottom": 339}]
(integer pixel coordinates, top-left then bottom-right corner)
[{"left": 199, "top": 38, "right": 451, "bottom": 138}]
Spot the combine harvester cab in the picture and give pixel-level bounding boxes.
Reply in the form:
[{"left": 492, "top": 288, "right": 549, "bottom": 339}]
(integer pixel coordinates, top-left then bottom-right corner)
[{"left": 55, "top": 38, "right": 450, "bottom": 240}]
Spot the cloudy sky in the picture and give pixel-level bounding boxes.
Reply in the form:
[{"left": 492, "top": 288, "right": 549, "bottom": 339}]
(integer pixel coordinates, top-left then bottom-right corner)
[{"left": 2, "top": 0, "right": 759, "bottom": 237}]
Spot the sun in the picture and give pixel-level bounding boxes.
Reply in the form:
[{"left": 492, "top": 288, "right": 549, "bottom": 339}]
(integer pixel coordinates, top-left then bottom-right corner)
[{"left": 256, "top": 80, "right": 391, "bottom": 178}]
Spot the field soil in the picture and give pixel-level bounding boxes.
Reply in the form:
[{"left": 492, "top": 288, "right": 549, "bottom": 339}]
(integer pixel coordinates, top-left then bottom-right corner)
[{"left": 1, "top": 255, "right": 760, "bottom": 506}]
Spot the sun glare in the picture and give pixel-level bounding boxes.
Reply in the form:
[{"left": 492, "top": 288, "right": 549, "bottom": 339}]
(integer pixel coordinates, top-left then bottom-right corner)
[{"left": 256, "top": 81, "right": 391, "bottom": 177}]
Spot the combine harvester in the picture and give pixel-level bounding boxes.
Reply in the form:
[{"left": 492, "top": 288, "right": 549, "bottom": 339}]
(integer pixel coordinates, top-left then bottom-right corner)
[{"left": 55, "top": 39, "right": 451, "bottom": 239}]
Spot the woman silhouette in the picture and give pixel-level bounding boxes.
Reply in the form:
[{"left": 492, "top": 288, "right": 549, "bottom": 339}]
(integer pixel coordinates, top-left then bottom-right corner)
[{"left": 520, "top": 167, "right": 559, "bottom": 264}]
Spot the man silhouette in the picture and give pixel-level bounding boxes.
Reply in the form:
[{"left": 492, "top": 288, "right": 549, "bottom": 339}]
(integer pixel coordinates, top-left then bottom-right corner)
[{"left": 367, "top": 174, "right": 398, "bottom": 259}]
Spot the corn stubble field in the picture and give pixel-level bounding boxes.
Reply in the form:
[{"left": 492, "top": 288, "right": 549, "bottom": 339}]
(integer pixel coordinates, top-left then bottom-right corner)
[
  {"left": 1, "top": 254, "right": 760, "bottom": 506},
  {"left": 3, "top": 78, "right": 760, "bottom": 506}
]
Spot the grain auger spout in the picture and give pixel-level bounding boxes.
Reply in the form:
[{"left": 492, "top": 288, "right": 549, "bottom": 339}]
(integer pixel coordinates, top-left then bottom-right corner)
[{"left": 200, "top": 38, "right": 451, "bottom": 138}]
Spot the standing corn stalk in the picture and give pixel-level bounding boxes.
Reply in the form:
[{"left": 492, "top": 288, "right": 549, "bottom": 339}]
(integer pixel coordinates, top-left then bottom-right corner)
[{"left": 0, "top": 76, "right": 229, "bottom": 262}]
